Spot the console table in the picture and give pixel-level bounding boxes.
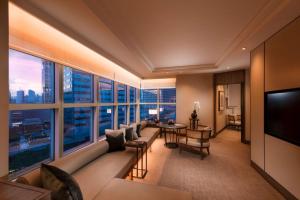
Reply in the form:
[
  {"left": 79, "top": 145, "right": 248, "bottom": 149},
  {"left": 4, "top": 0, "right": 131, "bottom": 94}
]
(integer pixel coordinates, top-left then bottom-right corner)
[
  {"left": 0, "top": 179, "right": 50, "bottom": 200},
  {"left": 125, "top": 141, "right": 148, "bottom": 179}
]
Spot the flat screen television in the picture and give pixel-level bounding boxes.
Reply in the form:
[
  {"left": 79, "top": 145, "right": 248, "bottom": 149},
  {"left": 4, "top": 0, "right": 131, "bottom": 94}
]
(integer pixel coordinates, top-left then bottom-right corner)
[{"left": 265, "top": 88, "right": 300, "bottom": 147}]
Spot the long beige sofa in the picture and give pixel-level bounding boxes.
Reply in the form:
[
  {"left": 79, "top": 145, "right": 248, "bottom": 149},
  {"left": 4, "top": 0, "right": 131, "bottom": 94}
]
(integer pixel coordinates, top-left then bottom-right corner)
[{"left": 18, "top": 127, "right": 192, "bottom": 200}]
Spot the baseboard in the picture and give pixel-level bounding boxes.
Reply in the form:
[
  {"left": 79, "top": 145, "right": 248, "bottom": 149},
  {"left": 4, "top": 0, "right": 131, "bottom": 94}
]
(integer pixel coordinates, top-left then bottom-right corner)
[
  {"left": 251, "top": 161, "right": 297, "bottom": 200},
  {"left": 212, "top": 126, "right": 227, "bottom": 138}
]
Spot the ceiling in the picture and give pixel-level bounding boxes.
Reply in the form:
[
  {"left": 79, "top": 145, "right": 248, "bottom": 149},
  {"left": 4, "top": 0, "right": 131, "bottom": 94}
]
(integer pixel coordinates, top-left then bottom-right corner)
[{"left": 11, "top": 0, "right": 300, "bottom": 78}]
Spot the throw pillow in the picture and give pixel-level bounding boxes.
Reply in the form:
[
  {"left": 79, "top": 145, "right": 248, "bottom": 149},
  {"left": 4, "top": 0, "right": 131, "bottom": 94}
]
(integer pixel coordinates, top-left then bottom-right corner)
[
  {"left": 120, "top": 124, "right": 138, "bottom": 140},
  {"left": 40, "top": 163, "right": 83, "bottom": 200},
  {"left": 141, "top": 120, "right": 148, "bottom": 130},
  {"left": 105, "top": 129, "right": 126, "bottom": 152},
  {"left": 136, "top": 123, "right": 142, "bottom": 137}
]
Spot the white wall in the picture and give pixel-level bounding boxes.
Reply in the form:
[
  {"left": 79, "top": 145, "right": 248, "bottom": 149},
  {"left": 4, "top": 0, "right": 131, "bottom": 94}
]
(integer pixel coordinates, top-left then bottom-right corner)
[
  {"left": 0, "top": 0, "right": 9, "bottom": 177},
  {"left": 176, "top": 74, "right": 213, "bottom": 129}
]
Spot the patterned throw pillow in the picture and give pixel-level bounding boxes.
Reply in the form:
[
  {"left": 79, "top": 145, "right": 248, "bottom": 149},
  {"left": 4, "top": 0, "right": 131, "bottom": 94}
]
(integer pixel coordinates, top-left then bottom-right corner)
[
  {"left": 40, "top": 163, "right": 83, "bottom": 200},
  {"left": 120, "top": 124, "right": 138, "bottom": 140}
]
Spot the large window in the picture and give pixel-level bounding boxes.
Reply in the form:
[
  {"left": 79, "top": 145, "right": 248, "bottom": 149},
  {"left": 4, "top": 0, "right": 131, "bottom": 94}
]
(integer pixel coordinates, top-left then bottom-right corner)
[
  {"left": 9, "top": 49, "right": 55, "bottom": 104},
  {"left": 130, "top": 87, "right": 136, "bottom": 103},
  {"left": 99, "top": 77, "right": 114, "bottom": 103},
  {"left": 140, "top": 104, "right": 157, "bottom": 121},
  {"left": 63, "top": 107, "right": 93, "bottom": 152},
  {"left": 99, "top": 106, "right": 114, "bottom": 137},
  {"left": 117, "top": 83, "right": 127, "bottom": 103},
  {"left": 64, "top": 67, "right": 93, "bottom": 103},
  {"left": 118, "top": 105, "right": 127, "bottom": 127},
  {"left": 9, "top": 109, "right": 54, "bottom": 175},
  {"left": 140, "top": 89, "right": 158, "bottom": 103},
  {"left": 160, "top": 88, "right": 176, "bottom": 103},
  {"left": 9, "top": 49, "right": 56, "bottom": 176},
  {"left": 130, "top": 105, "right": 136, "bottom": 123},
  {"left": 159, "top": 105, "right": 176, "bottom": 123}
]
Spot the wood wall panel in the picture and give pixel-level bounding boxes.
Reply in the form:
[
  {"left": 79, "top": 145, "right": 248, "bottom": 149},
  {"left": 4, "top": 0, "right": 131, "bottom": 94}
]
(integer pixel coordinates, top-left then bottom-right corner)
[
  {"left": 0, "top": 0, "right": 9, "bottom": 177},
  {"left": 250, "top": 43, "right": 265, "bottom": 169},
  {"left": 265, "top": 17, "right": 300, "bottom": 92}
]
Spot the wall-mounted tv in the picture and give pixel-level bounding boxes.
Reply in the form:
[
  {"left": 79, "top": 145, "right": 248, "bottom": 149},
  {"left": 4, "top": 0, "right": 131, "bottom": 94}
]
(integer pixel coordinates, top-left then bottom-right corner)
[{"left": 265, "top": 88, "right": 300, "bottom": 147}]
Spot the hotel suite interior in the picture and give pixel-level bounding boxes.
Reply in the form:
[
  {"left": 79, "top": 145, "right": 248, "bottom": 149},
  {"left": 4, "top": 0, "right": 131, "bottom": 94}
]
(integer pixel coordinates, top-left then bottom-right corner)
[{"left": 0, "top": 0, "right": 300, "bottom": 200}]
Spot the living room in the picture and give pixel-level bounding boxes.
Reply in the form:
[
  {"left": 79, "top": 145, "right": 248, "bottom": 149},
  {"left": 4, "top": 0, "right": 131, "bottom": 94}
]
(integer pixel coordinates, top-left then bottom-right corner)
[{"left": 0, "top": 1, "right": 300, "bottom": 200}]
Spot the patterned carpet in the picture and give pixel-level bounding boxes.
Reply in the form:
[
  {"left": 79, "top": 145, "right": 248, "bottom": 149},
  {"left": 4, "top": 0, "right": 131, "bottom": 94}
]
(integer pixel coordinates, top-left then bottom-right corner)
[{"left": 134, "top": 129, "right": 284, "bottom": 200}]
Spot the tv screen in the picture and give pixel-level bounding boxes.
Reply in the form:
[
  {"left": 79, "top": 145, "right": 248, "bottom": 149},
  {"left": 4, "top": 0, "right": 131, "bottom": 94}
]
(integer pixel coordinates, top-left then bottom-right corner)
[{"left": 265, "top": 88, "right": 300, "bottom": 147}]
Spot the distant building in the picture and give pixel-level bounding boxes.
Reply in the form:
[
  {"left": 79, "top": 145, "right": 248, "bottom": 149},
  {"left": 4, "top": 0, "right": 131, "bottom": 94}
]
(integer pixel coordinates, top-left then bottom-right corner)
[
  {"left": 16, "top": 90, "right": 25, "bottom": 104},
  {"left": 42, "top": 60, "right": 54, "bottom": 103},
  {"left": 28, "top": 90, "right": 36, "bottom": 103}
]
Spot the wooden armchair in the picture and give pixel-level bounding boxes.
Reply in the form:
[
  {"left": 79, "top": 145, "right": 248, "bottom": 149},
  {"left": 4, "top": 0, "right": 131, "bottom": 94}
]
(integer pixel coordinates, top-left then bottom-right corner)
[{"left": 178, "top": 129, "right": 212, "bottom": 159}]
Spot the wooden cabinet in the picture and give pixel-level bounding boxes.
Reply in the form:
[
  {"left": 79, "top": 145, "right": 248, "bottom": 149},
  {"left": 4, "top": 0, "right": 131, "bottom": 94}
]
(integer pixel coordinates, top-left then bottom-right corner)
[{"left": 0, "top": 180, "right": 50, "bottom": 200}]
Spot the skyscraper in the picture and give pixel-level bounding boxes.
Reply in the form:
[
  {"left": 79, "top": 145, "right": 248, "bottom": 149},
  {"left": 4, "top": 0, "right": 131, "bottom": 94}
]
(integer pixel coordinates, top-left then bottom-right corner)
[
  {"left": 42, "top": 60, "right": 54, "bottom": 103},
  {"left": 16, "top": 90, "right": 25, "bottom": 104}
]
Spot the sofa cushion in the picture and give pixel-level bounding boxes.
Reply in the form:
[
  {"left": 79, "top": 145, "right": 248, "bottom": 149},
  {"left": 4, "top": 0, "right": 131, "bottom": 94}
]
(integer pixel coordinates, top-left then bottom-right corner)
[
  {"left": 137, "top": 127, "right": 160, "bottom": 146},
  {"left": 106, "top": 130, "right": 126, "bottom": 152},
  {"left": 72, "top": 150, "right": 136, "bottom": 200},
  {"left": 18, "top": 141, "right": 109, "bottom": 187},
  {"left": 94, "top": 178, "right": 192, "bottom": 200}
]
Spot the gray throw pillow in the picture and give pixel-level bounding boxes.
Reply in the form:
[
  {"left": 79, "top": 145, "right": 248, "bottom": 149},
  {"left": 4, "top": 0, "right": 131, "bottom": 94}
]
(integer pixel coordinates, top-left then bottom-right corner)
[
  {"left": 120, "top": 124, "right": 138, "bottom": 140},
  {"left": 41, "top": 163, "right": 83, "bottom": 200}
]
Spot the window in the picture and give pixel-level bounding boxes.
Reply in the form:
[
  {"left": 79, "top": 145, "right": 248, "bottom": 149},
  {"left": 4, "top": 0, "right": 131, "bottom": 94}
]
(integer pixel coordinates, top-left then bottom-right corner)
[
  {"left": 9, "top": 49, "right": 55, "bottom": 104},
  {"left": 118, "top": 105, "right": 127, "bottom": 127},
  {"left": 140, "top": 89, "right": 158, "bottom": 103},
  {"left": 140, "top": 104, "right": 157, "bottom": 121},
  {"left": 64, "top": 67, "right": 93, "bottom": 103},
  {"left": 9, "top": 109, "right": 54, "bottom": 175},
  {"left": 160, "top": 88, "right": 176, "bottom": 103},
  {"left": 130, "top": 105, "right": 136, "bottom": 123},
  {"left": 99, "top": 106, "right": 114, "bottom": 137},
  {"left": 63, "top": 107, "right": 93, "bottom": 152},
  {"left": 129, "top": 87, "right": 136, "bottom": 103},
  {"left": 99, "top": 77, "right": 114, "bottom": 103},
  {"left": 117, "top": 83, "right": 127, "bottom": 103},
  {"left": 159, "top": 105, "right": 176, "bottom": 123}
]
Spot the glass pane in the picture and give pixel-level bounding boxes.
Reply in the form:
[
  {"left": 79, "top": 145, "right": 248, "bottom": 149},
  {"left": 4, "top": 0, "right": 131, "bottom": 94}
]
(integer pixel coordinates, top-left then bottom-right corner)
[
  {"left": 130, "top": 105, "right": 136, "bottom": 123},
  {"left": 64, "top": 107, "right": 93, "bottom": 152},
  {"left": 99, "top": 77, "right": 114, "bottom": 103},
  {"left": 99, "top": 106, "right": 114, "bottom": 137},
  {"left": 140, "top": 89, "right": 158, "bottom": 103},
  {"left": 140, "top": 104, "right": 157, "bottom": 121},
  {"left": 9, "top": 49, "right": 55, "bottom": 104},
  {"left": 159, "top": 105, "right": 176, "bottom": 123},
  {"left": 118, "top": 105, "right": 127, "bottom": 127},
  {"left": 129, "top": 87, "right": 136, "bottom": 103},
  {"left": 64, "top": 67, "right": 93, "bottom": 103},
  {"left": 160, "top": 88, "right": 176, "bottom": 103},
  {"left": 9, "top": 109, "right": 54, "bottom": 174},
  {"left": 117, "top": 83, "right": 127, "bottom": 103}
]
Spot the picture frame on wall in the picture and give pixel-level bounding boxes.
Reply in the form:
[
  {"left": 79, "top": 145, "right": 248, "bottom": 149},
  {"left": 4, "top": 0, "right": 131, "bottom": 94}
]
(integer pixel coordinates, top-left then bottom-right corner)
[{"left": 218, "top": 91, "right": 225, "bottom": 111}]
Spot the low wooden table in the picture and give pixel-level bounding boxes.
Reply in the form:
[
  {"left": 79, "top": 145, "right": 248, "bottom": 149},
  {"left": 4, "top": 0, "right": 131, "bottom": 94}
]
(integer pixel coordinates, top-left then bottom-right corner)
[{"left": 0, "top": 180, "right": 50, "bottom": 200}]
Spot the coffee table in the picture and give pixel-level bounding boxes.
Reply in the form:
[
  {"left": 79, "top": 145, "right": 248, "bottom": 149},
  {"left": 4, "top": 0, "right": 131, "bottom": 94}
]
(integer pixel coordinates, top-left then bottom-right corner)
[{"left": 158, "top": 123, "right": 187, "bottom": 148}]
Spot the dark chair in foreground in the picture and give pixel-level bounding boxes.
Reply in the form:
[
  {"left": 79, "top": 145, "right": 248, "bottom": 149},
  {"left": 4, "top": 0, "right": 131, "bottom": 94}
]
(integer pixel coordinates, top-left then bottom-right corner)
[{"left": 178, "top": 129, "right": 212, "bottom": 159}]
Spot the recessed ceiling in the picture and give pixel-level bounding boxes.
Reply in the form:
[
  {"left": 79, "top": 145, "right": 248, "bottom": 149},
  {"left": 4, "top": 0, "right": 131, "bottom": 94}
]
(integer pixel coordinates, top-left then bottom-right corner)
[{"left": 11, "top": 0, "right": 300, "bottom": 78}]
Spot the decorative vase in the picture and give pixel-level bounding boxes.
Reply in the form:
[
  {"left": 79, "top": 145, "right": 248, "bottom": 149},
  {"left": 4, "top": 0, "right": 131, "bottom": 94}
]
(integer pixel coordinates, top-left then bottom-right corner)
[{"left": 191, "top": 110, "right": 197, "bottom": 119}]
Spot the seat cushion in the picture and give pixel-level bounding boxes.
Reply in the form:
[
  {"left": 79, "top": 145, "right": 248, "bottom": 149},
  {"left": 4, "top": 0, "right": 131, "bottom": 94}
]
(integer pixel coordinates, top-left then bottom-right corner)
[
  {"left": 72, "top": 150, "right": 136, "bottom": 200},
  {"left": 94, "top": 178, "right": 192, "bottom": 200},
  {"left": 179, "top": 138, "right": 210, "bottom": 148},
  {"left": 138, "top": 127, "right": 159, "bottom": 146}
]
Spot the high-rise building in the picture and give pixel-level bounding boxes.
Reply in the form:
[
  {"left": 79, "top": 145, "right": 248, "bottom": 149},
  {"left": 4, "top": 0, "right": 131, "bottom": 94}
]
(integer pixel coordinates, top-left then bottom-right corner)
[
  {"left": 28, "top": 90, "right": 36, "bottom": 103},
  {"left": 16, "top": 90, "right": 25, "bottom": 104},
  {"left": 42, "top": 60, "right": 54, "bottom": 103}
]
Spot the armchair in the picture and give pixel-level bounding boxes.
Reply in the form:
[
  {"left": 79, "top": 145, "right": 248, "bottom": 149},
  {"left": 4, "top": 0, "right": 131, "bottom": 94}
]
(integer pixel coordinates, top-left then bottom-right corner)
[{"left": 178, "top": 129, "right": 212, "bottom": 159}]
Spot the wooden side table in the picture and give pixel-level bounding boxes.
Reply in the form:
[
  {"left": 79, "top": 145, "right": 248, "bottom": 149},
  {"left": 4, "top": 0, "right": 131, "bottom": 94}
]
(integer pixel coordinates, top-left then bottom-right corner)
[
  {"left": 125, "top": 141, "right": 148, "bottom": 179},
  {"left": 0, "top": 180, "right": 50, "bottom": 200}
]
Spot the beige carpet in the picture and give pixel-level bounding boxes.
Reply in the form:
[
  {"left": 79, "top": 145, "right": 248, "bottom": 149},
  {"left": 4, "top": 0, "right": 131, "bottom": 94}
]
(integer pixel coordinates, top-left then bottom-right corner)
[{"left": 133, "top": 129, "right": 284, "bottom": 200}]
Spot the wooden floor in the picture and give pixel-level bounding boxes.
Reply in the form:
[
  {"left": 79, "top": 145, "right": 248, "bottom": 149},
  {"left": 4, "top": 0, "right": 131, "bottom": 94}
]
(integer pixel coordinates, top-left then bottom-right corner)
[{"left": 132, "top": 129, "right": 284, "bottom": 200}]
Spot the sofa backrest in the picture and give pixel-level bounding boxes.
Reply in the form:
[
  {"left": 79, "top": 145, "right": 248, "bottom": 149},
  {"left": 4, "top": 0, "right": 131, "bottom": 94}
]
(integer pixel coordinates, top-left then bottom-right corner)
[{"left": 18, "top": 140, "right": 109, "bottom": 187}]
